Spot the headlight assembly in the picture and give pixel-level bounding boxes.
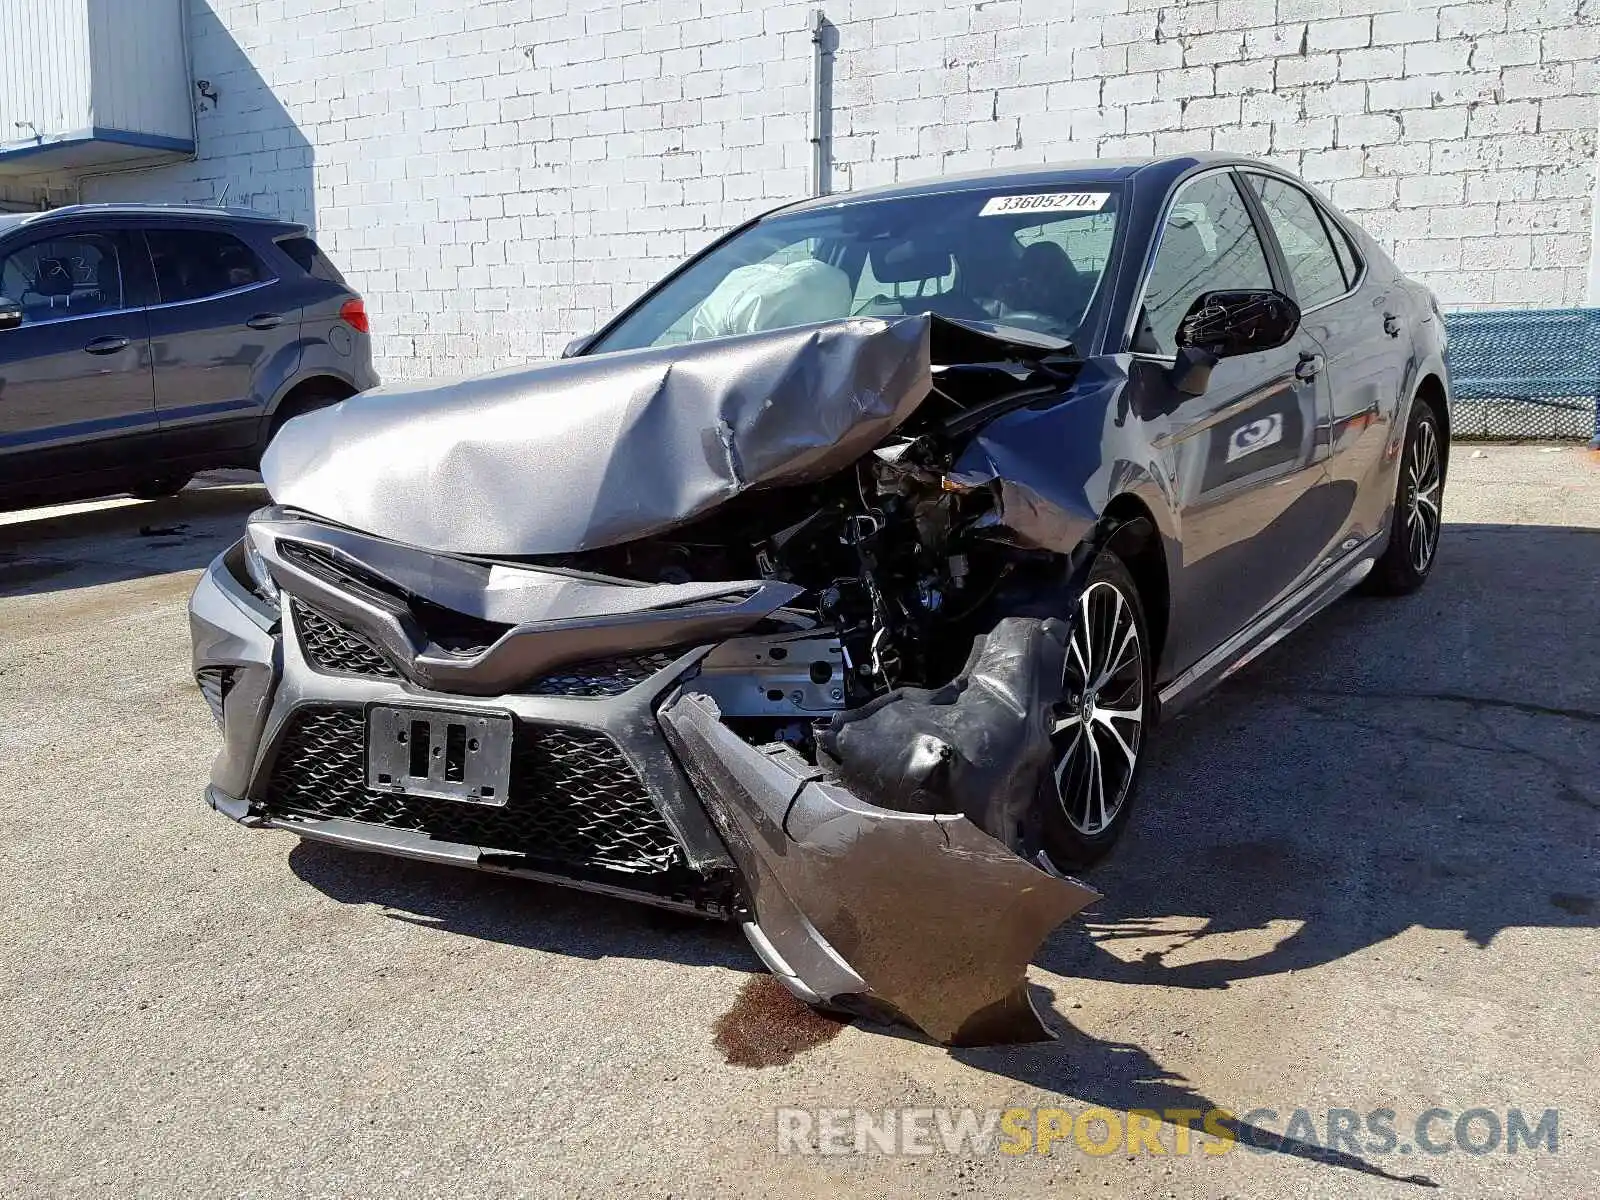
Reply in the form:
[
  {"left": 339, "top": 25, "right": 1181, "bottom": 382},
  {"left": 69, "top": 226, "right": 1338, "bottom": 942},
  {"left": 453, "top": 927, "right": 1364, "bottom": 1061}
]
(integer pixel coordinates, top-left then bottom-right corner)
[{"left": 242, "top": 526, "right": 280, "bottom": 605}]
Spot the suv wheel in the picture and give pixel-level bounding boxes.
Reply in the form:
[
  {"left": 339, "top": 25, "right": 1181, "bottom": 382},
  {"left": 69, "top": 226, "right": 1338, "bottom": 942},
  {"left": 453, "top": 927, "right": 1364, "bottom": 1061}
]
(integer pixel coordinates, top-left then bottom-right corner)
[{"left": 129, "top": 474, "right": 192, "bottom": 500}]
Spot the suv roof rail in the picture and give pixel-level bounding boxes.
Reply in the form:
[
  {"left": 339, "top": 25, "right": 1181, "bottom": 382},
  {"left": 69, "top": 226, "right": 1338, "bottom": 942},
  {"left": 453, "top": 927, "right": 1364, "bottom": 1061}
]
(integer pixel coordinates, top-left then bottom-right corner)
[{"left": 22, "top": 202, "right": 291, "bottom": 223}]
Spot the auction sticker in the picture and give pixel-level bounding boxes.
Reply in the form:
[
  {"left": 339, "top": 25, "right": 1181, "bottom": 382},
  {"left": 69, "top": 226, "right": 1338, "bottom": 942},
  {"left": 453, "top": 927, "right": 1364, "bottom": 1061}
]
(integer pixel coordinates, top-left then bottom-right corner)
[{"left": 979, "top": 192, "right": 1110, "bottom": 216}]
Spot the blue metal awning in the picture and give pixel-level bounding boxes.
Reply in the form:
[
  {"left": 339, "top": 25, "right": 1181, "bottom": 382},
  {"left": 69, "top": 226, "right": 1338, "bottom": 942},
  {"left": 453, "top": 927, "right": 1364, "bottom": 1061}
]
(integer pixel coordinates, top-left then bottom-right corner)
[{"left": 0, "top": 127, "right": 194, "bottom": 177}]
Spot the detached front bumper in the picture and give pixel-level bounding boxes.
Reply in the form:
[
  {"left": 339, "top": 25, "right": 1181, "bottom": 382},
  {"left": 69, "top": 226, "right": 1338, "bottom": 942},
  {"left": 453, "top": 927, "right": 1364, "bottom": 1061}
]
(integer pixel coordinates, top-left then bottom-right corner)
[{"left": 190, "top": 528, "right": 1098, "bottom": 1044}]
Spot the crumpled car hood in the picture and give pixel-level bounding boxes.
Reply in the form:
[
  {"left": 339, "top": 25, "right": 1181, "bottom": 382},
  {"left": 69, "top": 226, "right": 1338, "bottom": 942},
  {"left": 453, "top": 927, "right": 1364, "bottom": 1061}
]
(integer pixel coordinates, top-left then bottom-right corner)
[{"left": 262, "top": 315, "right": 933, "bottom": 556}]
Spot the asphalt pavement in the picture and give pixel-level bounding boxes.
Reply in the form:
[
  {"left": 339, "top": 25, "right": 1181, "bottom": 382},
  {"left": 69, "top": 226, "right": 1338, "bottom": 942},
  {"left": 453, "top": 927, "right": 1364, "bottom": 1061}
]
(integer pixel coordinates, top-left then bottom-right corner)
[{"left": 1, "top": 447, "right": 1595, "bottom": 1199}]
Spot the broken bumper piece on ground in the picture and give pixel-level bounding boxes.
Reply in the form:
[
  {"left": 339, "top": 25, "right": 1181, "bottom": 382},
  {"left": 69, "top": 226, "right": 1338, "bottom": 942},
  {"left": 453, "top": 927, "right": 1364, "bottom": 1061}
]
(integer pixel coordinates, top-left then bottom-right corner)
[{"left": 659, "top": 688, "right": 1100, "bottom": 1046}]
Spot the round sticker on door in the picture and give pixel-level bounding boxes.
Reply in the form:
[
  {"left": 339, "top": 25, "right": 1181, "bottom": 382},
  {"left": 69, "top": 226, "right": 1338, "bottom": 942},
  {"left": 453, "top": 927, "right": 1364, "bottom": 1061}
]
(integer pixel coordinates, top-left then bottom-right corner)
[{"left": 1226, "top": 413, "right": 1284, "bottom": 462}]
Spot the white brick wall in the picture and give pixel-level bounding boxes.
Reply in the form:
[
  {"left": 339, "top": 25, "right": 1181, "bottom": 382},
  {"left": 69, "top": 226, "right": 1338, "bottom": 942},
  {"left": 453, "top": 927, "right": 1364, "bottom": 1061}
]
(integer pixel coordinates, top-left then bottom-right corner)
[{"left": 10, "top": 0, "right": 1596, "bottom": 378}]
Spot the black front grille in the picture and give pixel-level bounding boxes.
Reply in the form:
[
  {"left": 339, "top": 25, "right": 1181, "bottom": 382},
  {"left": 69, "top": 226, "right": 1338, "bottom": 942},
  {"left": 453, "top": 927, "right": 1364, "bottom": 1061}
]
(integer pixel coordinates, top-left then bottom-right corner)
[
  {"left": 263, "top": 707, "right": 686, "bottom": 875},
  {"left": 292, "top": 600, "right": 399, "bottom": 678},
  {"left": 279, "top": 540, "right": 405, "bottom": 602},
  {"left": 525, "top": 650, "right": 682, "bottom": 697},
  {"left": 409, "top": 595, "right": 511, "bottom": 655}
]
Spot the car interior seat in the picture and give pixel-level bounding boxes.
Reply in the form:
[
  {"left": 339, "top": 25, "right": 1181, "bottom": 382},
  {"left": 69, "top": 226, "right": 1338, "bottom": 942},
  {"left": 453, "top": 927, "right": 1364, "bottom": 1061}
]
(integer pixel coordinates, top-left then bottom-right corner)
[
  {"left": 997, "top": 240, "right": 1088, "bottom": 332},
  {"left": 23, "top": 256, "right": 76, "bottom": 316},
  {"left": 857, "top": 238, "right": 987, "bottom": 321}
]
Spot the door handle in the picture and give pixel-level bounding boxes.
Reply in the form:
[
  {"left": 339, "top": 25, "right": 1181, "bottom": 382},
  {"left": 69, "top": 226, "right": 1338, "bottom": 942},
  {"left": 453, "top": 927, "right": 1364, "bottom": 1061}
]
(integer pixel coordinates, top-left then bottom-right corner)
[
  {"left": 246, "top": 313, "right": 283, "bottom": 330},
  {"left": 84, "top": 335, "right": 130, "bottom": 355},
  {"left": 1383, "top": 312, "right": 1402, "bottom": 337},
  {"left": 1295, "top": 351, "right": 1324, "bottom": 381}
]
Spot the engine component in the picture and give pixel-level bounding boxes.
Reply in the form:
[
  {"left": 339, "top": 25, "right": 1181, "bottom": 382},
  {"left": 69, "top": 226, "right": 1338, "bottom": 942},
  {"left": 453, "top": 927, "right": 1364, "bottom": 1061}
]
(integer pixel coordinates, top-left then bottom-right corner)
[{"left": 689, "top": 631, "right": 847, "bottom": 716}]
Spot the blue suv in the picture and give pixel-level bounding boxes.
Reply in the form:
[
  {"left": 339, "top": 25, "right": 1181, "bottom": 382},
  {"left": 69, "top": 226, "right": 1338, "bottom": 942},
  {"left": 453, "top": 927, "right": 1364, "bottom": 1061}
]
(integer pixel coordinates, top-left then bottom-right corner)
[{"left": 0, "top": 204, "right": 378, "bottom": 507}]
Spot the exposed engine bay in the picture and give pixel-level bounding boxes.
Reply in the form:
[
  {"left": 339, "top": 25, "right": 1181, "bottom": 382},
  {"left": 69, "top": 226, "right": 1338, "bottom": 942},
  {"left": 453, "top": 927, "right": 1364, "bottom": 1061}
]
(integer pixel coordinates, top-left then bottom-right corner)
[
  {"left": 523, "top": 347, "right": 1087, "bottom": 792},
  {"left": 534, "top": 426, "right": 1031, "bottom": 702}
]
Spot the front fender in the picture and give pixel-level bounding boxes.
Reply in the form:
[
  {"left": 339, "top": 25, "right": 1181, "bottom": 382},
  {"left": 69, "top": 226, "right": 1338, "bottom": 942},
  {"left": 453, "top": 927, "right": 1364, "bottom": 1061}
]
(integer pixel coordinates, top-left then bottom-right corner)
[{"left": 948, "top": 355, "right": 1178, "bottom": 556}]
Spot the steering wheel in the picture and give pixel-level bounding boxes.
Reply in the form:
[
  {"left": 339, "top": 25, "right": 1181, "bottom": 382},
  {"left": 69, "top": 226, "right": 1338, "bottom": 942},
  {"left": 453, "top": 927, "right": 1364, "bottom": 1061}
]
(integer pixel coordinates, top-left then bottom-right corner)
[{"left": 992, "top": 310, "right": 1065, "bottom": 335}]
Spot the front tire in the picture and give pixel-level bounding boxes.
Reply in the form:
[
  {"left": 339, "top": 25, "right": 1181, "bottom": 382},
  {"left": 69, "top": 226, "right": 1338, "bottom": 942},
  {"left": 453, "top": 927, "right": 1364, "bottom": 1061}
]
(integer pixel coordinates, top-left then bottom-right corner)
[
  {"left": 1367, "top": 396, "right": 1445, "bottom": 595},
  {"left": 1033, "top": 551, "right": 1152, "bottom": 872}
]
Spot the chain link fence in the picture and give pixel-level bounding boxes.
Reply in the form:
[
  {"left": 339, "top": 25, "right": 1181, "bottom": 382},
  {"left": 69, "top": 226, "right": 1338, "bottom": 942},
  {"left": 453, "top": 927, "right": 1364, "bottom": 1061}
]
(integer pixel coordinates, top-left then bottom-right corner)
[{"left": 1444, "top": 308, "right": 1600, "bottom": 443}]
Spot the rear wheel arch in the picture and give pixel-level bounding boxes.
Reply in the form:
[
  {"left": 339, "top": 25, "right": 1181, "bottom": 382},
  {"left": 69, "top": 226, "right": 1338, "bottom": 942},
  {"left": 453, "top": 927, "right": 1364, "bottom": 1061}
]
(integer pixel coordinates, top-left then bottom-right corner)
[
  {"left": 263, "top": 376, "right": 357, "bottom": 446},
  {"left": 1413, "top": 373, "right": 1449, "bottom": 467}
]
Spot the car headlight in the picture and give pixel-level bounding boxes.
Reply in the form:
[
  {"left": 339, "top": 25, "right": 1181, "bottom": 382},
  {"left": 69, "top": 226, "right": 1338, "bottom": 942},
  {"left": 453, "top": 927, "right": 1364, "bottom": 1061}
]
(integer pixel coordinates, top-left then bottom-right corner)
[{"left": 242, "top": 529, "right": 280, "bottom": 604}]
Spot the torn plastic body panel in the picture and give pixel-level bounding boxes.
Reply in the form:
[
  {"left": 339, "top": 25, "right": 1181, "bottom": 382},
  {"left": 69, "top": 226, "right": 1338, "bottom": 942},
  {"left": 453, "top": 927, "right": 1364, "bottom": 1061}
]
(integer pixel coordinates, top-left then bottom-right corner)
[
  {"left": 817, "top": 617, "right": 1073, "bottom": 843},
  {"left": 659, "top": 682, "right": 1100, "bottom": 1046}
]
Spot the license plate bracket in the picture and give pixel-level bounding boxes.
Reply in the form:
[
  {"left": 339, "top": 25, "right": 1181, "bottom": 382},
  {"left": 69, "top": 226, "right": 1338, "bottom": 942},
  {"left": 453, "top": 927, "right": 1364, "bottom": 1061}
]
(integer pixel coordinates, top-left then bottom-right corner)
[{"left": 366, "top": 705, "right": 514, "bottom": 806}]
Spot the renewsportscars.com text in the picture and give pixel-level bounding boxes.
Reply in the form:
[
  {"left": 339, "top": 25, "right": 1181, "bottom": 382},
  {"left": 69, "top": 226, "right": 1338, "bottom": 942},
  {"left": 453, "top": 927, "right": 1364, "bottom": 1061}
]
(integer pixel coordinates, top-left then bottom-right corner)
[{"left": 775, "top": 1106, "right": 1560, "bottom": 1158}]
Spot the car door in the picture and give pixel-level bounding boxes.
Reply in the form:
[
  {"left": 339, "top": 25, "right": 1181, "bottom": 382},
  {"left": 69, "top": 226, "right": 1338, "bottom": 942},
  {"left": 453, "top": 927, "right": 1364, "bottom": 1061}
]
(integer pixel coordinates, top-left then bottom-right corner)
[
  {"left": 141, "top": 224, "right": 300, "bottom": 462},
  {"left": 1243, "top": 171, "right": 1401, "bottom": 555},
  {"left": 1121, "top": 169, "right": 1333, "bottom": 674},
  {"left": 0, "top": 227, "right": 156, "bottom": 494}
]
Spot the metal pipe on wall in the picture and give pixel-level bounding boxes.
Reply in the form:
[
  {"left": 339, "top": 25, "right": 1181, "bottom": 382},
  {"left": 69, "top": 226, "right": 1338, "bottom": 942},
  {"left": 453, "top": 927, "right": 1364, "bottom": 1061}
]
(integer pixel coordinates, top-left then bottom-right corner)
[{"left": 810, "top": 8, "right": 831, "bottom": 197}]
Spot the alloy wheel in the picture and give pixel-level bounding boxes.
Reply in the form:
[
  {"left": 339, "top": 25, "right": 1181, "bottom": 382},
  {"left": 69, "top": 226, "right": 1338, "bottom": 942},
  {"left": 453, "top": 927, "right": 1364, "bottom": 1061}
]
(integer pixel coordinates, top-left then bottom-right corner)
[
  {"left": 1404, "top": 415, "right": 1443, "bottom": 574},
  {"left": 1051, "top": 579, "right": 1145, "bottom": 837}
]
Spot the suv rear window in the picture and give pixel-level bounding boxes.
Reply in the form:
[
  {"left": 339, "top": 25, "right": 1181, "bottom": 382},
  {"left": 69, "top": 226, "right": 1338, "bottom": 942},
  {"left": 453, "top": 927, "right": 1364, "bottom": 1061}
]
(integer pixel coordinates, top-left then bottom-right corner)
[
  {"left": 277, "top": 235, "right": 348, "bottom": 287},
  {"left": 147, "top": 229, "right": 267, "bottom": 303}
]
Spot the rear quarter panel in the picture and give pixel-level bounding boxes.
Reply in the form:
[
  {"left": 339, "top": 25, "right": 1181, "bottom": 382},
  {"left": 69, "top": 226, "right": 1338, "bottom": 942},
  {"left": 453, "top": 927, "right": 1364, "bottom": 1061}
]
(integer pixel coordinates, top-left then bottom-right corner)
[
  {"left": 255, "top": 235, "right": 379, "bottom": 452},
  {"left": 1341, "top": 228, "right": 1451, "bottom": 542}
]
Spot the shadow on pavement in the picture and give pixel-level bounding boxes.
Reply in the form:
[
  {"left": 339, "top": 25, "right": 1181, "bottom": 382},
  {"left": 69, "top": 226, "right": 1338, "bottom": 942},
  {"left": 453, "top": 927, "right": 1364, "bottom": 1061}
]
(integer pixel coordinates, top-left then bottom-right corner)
[
  {"left": 1041, "top": 521, "right": 1598, "bottom": 994},
  {"left": 956, "top": 521, "right": 1595, "bottom": 1183},
  {"left": 0, "top": 475, "right": 265, "bottom": 597},
  {"left": 287, "top": 838, "right": 754, "bottom": 973},
  {"left": 948, "top": 982, "right": 1439, "bottom": 1187}
]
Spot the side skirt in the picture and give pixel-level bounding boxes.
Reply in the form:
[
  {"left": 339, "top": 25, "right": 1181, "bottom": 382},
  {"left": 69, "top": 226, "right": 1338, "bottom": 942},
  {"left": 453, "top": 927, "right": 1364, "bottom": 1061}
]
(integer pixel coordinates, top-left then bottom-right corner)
[{"left": 1156, "top": 527, "right": 1389, "bottom": 718}]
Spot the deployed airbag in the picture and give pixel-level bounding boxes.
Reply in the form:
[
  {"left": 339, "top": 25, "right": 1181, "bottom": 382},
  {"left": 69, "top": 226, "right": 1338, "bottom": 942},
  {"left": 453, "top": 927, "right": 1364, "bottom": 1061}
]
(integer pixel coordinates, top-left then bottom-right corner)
[{"left": 691, "top": 259, "right": 854, "bottom": 340}]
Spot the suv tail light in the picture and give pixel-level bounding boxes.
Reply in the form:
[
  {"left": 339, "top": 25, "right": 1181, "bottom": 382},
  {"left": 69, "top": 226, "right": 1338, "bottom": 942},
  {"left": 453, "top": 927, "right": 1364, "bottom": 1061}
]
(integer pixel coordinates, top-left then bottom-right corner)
[{"left": 339, "top": 298, "right": 369, "bottom": 334}]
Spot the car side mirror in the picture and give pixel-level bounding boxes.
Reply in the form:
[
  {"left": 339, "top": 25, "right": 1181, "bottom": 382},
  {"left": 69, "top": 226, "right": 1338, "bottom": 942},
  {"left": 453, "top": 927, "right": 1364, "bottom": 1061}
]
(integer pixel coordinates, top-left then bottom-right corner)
[
  {"left": 0, "top": 296, "right": 21, "bottom": 331},
  {"left": 561, "top": 333, "right": 592, "bottom": 359},
  {"left": 1169, "top": 289, "right": 1301, "bottom": 396}
]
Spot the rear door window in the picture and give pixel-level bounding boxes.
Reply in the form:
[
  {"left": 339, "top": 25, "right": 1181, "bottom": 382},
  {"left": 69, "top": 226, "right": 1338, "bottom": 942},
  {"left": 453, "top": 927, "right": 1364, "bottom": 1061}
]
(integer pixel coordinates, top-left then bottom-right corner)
[
  {"left": 1244, "top": 174, "right": 1349, "bottom": 308},
  {"left": 1323, "top": 211, "right": 1362, "bottom": 289},
  {"left": 145, "top": 229, "right": 269, "bottom": 304},
  {"left": 0, "top": 233, "right": 127, "bottom": 324}
]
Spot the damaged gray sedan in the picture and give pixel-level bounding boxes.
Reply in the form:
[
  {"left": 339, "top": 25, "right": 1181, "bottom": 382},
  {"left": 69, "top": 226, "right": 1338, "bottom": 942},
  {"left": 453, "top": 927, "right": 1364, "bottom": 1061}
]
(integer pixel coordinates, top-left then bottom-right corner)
[{"left": 190, "top": 155, "right": 1451, "bottom": 1045}]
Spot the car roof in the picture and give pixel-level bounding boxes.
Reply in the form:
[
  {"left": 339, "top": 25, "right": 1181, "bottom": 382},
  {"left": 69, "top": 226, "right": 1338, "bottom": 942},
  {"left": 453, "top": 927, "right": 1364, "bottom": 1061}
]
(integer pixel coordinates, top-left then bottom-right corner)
[
  {"left": 772, "top": 152, "right": 1263, "bottom": 216},
  {"left": 0, "top": 203, "right": 298, "bottom": 232}
]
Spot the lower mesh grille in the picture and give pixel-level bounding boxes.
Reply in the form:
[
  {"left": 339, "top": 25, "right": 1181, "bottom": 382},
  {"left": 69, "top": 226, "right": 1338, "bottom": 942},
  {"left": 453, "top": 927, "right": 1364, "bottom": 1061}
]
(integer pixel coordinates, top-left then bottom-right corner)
[
  {"left": 292, "top": 600, "right": 399, "bottom": 678},
  {"left": 525, "top": 650, "right": 682, "bottom": 697},
  {"left": 263, "top": 707, "right": 686, "bottom": 875}
]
